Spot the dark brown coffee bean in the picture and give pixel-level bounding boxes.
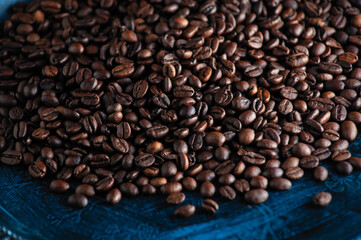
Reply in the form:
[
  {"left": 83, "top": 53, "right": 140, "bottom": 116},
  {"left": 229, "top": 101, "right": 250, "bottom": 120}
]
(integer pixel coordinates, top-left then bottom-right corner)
[
  {"left": 120, "top": 182, "right": 139, "bottom": 197},
  {"left": 349, "top": 157, "right": 361, "bottom": 170},
  {"left": 167, "top": 192, "right": 186, "bottom": 205},
  {"left": 135, "top": 153, "right": 155, "bottom": 168},
  {"left": 313, "top": 166, "right": 328, "bottom": 182},
  {"left": 106, "top": 189, "right": 122, "bottom": 205},
  {"left": 60, "top": 188, "right": 85, "bottom": 208},
  {"left": 76, "top": 184, "right": 96, "bottom": 197},
  {"left": 1, "top": 150, "right": 22, "bottom": 165},
  {"left": 182, "top": 177, "right": 197, "bottom": 191},
  {"left": 219, "top": 185, "right": 236, "bottom": 200},
  {"left": 300, "top": 156, "right": 319, "bottom": 169},
  {"left": 50, "top": 180, "right": 70, "bottom": 193},
  {"left": 112, "top": 64, "right": 135, "bottom": 78},
  {"left": 313, "top": 192, "right": 332, "bottom": 207},
  {"left": 95, "top": 176, "right": 114, "bottom": 191},
  {"left": 242, "top": 152, "right": 266, "bottom": 165},
  {"left": 173, "top": 204, "right": 195, "bottom": 217},
  {"left": 335, "top": 161, "right": 353, "bottom": 175},
  {"left": 244, "top": 189, "right": 269, "bottom": 204},
  {"left": 332, "top": 150, "right": 351, "bottom": 162},
  {"left": 340, "top": 121, "right": 357, "bottom": 141},
  {"left": 285, "top": 167, "right": 304, "bottom": 180},
  {"left": 200, "top": 181, "right": 216, "bottom": 197},
  {"left": 269, "top": 178, "right": 292, "bottom": 191},
  {"left": 28, "top": 160, "right": 47, "bottom": 178},
  {"left": 201, "top": 199, "right": 219, "bottom": 213},
  {"left": 234, "top": 179, "right": 250, "bottom": 193}
]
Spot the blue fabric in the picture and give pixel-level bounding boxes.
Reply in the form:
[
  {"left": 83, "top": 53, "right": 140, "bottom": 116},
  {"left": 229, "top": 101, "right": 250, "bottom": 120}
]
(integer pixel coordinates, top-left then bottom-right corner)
[
  {"left": 2, "top": 137, "right": 361, "bottom": 240},
  {"left": 1, "top": 0, "right": 361, "bottom": 239}
]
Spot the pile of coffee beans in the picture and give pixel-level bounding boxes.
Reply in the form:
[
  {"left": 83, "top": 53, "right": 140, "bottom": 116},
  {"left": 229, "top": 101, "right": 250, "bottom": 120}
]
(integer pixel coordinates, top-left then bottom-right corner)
[{"left": 1, "top": 0, "right": 361, "bottom": 215}]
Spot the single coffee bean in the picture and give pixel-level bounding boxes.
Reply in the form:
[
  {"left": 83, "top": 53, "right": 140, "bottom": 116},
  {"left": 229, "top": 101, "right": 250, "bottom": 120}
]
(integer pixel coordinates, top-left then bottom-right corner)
[
  {"left": 173, "top": 204, "right": 196, "bottom": 217},
  {"left": 269, "top": 178, "right": 292, "bottom": 191},
  {"left": 50, "top": 180, "right": 70, "bottom": 193},
  {"left": 1, "top": 150, "right": 22, "bottom": 165},
  {"left": 200, "top": 181, "right": 216, "bottom": 197},
  {"left": 313, "top": 166, "right": 328, "bottom": 182},
  {"left": 335, "top": 161, "right": 353, "bottom": 175},
  {"left": 340, "top": 121, "right": 357, "bottom": 141},
  {"left": 28, "top": 160, "right": 47, "bottom": 178},
  {"left": 67, "top": 194, "right": 88, "bottom": 208},
  {"left": 201, "top": 199, "right": 219, "bottom": 213},
  {"left": 313, "top": 192, "right": 332, "bottom": 207},
  {"left": 167, "top": 192, "right": 186, "bottom": 205},
  {"left": 106, "top": 188, "right": 122, "bottom": 205},
  {"left": 219, "top": 185, "right": 236, "bottom": 200},
  {"left": 244, "top": 189, "right": 269, "bottom": 204},
  {"left": 76, "top": 184, "right": 96, "bottom": 197}
]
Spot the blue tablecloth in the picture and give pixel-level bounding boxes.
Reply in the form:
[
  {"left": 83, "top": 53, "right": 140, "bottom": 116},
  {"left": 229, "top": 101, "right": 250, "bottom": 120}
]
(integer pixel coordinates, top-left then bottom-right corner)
[
  {"left": 1, "top": 136, "right": 361, "bottom": 240},
  {"left": 1, "top": 1, "right": 361, "bottom": 239}
]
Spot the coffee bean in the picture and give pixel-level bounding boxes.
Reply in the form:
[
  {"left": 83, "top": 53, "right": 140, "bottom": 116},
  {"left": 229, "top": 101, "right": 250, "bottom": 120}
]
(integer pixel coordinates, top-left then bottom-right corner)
[
  {"left": 219, "top": 185, "right": 236, "bottom": 200},
  {"left": 167, "top": 192, "right": 186, "bottom": 205},
  {"left": 76, "top": 184, "right": 96, "bottom": 197},
  {"left": 182, "top": 177, "right": 197, "bottom": 191},
  {"left": 200, "top": 181, "right": 216, "bottom": 197},
  {"left": 335, "top": 161, "right": 353, "bottom": 175},
  {"left": 244, "top": 189, "right": 269, "bottom": 204},
  {"left": 50, "top": 180, "right": 70, "bottom": 193},
  {"left": 340, "top": 121, "right": 357, "bottom": 141},
  {"left": 106, "top": 189, "right": 122, "bottom": 205},
  {"left": 1, "top": 150, "right": 22, "bottom": 165},
  {"left": 269, "top": 178, "right": 292, "bottom": 191},
  {"left": 313, "top": 166, "right": 328, "bottom": 182},
  {"left": 313, "top": 192, "right": 332, "bottom": 207},
  {"left": 120, "top": 182, "right": 139, "bottom": 197},
  {"left": 201, "top": 199, "right": 219, "bottom": 213},
  {"left": 234, "top": 179, "right": 250, "bottom": 193},
  {"left": 67, "top": 194, "right": 88, "bottom": 208},
  {"left": 285, "top": 167, "right": 304, "bottom": 180},
  {"left": 1, "top": 0, "right": 361, "bottom": 216},
  {"left": 135, "top": 153, "right": 155, "bottom": 168},
  {"left": 28, "top": 160, "right": 47, "bottom": 178},
  {"left": 173, "top": 204, "right": 195, "bottom": 217}
]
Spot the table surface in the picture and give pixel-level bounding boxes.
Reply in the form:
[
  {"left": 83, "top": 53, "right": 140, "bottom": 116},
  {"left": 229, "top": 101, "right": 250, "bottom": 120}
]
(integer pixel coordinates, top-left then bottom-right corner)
[{"left": 1, "top": 1, "right": 361, "bottom": 239}]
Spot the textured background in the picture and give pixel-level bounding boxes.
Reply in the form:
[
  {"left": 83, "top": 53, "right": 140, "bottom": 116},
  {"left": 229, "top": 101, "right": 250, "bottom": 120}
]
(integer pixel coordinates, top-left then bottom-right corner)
[{"left": 1, "top": 1, "right": 361, "bottom": 239}]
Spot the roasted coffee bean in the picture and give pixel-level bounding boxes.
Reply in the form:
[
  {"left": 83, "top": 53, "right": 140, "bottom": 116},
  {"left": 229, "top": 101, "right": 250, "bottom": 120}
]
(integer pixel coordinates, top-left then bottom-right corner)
[
  {"left": 219, "top": 185, "right": 236, "bottom": 200},
  {"left": 244, "top": 189, "right": 269, "bottom": 204},
  {"left": 167, "top": 192, "right": 185, "bottom": 205},
  {"left": 28, "top": 160, "right": 46, "bottom": 178},
  {"left": 1, "top": 150, "right": 22, "bottom": 165},
  {"left": 120, "top": 182, "right": 139, "bottom": 197},
  {"left": 349, "top": 157, "right": 361, "bottom": 170},
  {"left": 335, "top": 161, "right": 353, "bottom": 175},
  {"left": 173, "top": 204, "right": 195, "bottom": 218},
  {"left": 67, "top": 194, "right": 88, "bottom": 208},
  {"left": 76, "top": 184, "right": 96, "bottom": 197},
  {"left": 201, "top": 199, "right": 219, "bottom": 213},
  {"left": 340, "top": 121, "right": 357, "bottom": 141},
  {"left": 182, "top": 177, "right": 197, "bottom": 191},
  {"left": 269, "top": 178, "right": 292, "bottom": 191},
  {"left": 50, "top": 180, "right": 70, "bottom": 193},
  {"left": 106, "top": 189, "right": 122, "bottom": 205},
  {"left": 1, "top": 0, "right": 361, "bottom": 216},
  {"left": 95, "top": 176, "right": 114, "bottom": 191},
  {"left": 313, "top": 192, "right": 332, "bottom": 207},
  {"left": 285, "top": 167, "right": 304, "bottom": 180},
  {"left": 135, "top": 153, "right": 155, "bottom": 168},
  {"left": 200, "top": 181, "right": 216, "bottom": 197},
  {"left": 314, "top": 166, "right": 328, "bottom": 182}
]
